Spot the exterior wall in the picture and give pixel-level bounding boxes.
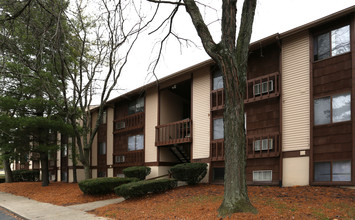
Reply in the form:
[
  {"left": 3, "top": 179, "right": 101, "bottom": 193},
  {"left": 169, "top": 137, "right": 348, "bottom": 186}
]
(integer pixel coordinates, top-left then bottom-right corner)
[
  {"left": 159, "top": 90, "right": 184, "bottom": 124},
  {"left": 283, "top": 157, "right": 310, "bottom": 186},
  {"left": 192, "top": 66, "right": 211, "bottom": 159},
  {"left": 91, "top": 169, "right": 97, "bottom": 179},
  {"left": 108, "top": 168, "right": 114, "bottom": 177},
  {"left": 107, "top": 107, "right": 114, "bottom": 168},
  {"left": 69, "top": 168, "right": 85, "bottom": 182},
  {"left": 282, "top": 31, "right": 310, "bottom": 151},
  {"left": 145, "top": 87, "right": 158, "bottom": 163},
  {"left": 146, "top": 166, "right": 171, "bottom": 179},
  {"left": 159, "top": 148, "right": 179, "bottom": 162},
  {"left": 91, "top": 112, "right": 98, "bottom": 167}
]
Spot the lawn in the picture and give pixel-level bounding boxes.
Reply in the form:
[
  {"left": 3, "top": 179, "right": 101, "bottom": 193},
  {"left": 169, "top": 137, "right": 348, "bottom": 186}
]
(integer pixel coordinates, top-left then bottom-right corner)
[{"left": 0, "top": 182, "right": 354, "bottom": 219}]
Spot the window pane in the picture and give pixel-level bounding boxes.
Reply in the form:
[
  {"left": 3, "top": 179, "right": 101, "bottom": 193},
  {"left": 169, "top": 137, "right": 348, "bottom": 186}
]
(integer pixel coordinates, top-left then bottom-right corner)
[
  {"left": 128, "top": 102, "right": 136, "bottom": 115},
  {"left": 99, "top": 142, "right": 106, "bottom": 155},
  {"left": 213, "top": 70, "right": 223, "bottom": 90},
  {"left": 332, "top": 93, "right": 351, "bottom": 123},
  {"left": 314, "top": 162, "right": 331, "bottom": 181},
  {"left": 128, "top": 136, "right": 136, "bottom": 151},
  {"left": 136, "top": 97, "right": 144, "bottom": 113},
  {"left": 136, "top": 134, "right": 144, "bottom": 150},
  {"left": 333, "top": 161, "right": 351, "bottom": 181},
  {"left": 213, "top": 118, "right": 224, "bottom": 140},
  {"left": 331, "top": 25, "right": 350, "bottom": 56},
  {"left": 314, "top": 97, "right": 331, "bottom": 125},
  {"left": 317, "top": 32, "right": 330, "bottom": 60}
]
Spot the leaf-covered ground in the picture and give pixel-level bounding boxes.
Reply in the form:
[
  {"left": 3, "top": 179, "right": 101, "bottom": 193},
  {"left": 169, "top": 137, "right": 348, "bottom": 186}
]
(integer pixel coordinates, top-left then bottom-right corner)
[
  {"left": 0, "top": 182, "right": 116, "bottom": 206},
  {"left": 0, "top": 182, "right": 354, "bottom": 219}
]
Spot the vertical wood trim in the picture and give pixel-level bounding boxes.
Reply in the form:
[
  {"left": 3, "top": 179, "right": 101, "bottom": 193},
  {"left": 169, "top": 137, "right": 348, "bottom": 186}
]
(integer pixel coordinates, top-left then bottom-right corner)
[
  {"left": 278, "top": 39, "right": 283, "bottom": 185},
  {"left": 309, "top": 30, "right": 315, "bottom": 185},
  {"left": 351, "top": 13, "right": 355, "bottom": 185}
]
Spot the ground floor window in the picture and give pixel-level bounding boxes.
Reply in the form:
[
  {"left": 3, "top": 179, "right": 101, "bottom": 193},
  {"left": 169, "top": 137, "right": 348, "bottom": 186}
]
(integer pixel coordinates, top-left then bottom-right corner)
[
  {"left": 314, "top": 160, "right": 351, "bottom": 182},
  {"left": 213, "top": 167, "right": 224, "bottom": 182},
  {"left": 98, "top": 171, "right": 106, "bottom": 178},
  {"left": 253, "top": 170, "right": 272, "bottom": 182}
]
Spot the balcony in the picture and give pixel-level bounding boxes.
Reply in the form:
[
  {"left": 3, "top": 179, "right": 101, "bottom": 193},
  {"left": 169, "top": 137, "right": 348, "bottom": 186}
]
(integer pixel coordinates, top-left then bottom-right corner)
[
  {"left": 113, "top": 150, "right": 144, "bottom": 167},
  {"left": 245, "top": 72, "right": 280, "bottom": 104},
  {"left": 114, "top": 112, "right": 144, "bottom": 133},
  {"left": 211, "top": 139, "right": 224, "bottom": 161},
  {"left": 211, "top": 88, "right": 224, "bottom": 111},
  {"left": 246, "top": 132, "right": 280, "bottom": 159},
  {"left": 155, "top": 119, "right": 192, "bottom": 146}
]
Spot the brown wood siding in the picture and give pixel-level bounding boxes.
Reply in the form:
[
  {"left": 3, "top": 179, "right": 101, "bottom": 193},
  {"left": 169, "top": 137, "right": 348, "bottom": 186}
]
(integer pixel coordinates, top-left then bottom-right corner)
[
  {"left": 313, "top": 53, "right": 352, "bottom": 97},
  {"left": 246, "top": 157, "right": 280, "bottom": 184},
  {"left": 247, "top": 43, "right": 280, "bottom": 79},
  {"left": 246, "top": 98, "right": 280, "bottom": 136},
  {"left": 97, "top": 123, "right": 107, "bottom": 176}
]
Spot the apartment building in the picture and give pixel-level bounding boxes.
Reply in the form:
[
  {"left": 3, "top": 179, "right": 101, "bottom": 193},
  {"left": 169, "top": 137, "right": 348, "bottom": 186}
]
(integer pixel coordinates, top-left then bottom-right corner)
[{"left": 56, "top": 6, "right": 355, "bottom": 187}]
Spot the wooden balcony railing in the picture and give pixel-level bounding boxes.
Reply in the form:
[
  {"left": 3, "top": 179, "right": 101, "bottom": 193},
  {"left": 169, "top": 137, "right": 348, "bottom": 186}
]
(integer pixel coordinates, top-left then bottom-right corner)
[
  {"left": 113, "top": 150, "right": 144, "bottom": 167},
  {"left": 155, "top": 119, "right": 192, "bottom": 146},
  {"left": 114, "top": 112, "right": 144, "bottom": 133},
  {"left": 211, "top": 88, "right": 224, "bottom": 111},
  {"left": 246, "top": 132, "right": 280, "bottom": 159},
  {"left": 211, "top": 139, "right": 224, "bottom": 161},
  {"left": 245, "top": 72, "right": 280, "bottom": 104}
]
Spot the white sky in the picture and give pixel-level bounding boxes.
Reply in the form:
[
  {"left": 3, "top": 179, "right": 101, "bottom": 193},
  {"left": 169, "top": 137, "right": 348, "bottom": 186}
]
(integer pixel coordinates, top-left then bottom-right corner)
[{"left": 106, "top": 0, "right": 355, "bottom": 100}]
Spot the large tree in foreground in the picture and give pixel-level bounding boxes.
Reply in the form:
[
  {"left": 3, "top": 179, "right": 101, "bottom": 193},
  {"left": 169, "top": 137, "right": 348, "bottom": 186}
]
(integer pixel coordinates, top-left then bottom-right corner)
[{"left": 148, "top": 0, "right": 257, "bottom": 216}]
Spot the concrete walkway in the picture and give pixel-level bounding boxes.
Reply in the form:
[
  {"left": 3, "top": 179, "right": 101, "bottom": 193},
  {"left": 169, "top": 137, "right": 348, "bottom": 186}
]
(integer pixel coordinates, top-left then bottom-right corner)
[{"left": 0, "top": 191, "right": 125, "bottom": 220}]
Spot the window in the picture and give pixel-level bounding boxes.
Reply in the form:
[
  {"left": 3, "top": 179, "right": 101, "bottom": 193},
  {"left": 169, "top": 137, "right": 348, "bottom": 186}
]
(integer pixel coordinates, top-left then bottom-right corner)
[
  {"left": 253, "top": 170, "right": 272, "bottom": 182},
  {"left": 128, "top": 97, "right": 144, "bottom": 115},
  {"left": 213, "top": 118, "right": 224, "bottom": 140},
  {"left": 314, "top": 161, "right": 351, "bottom": 182},
  {"left": 115, "top": 155, "right": 125, "bottom": 163},
  {"left": 254, "top": 80, "right": 273, "bottom": 95},
  {"left": 314, "top": 92, "right": 351, "bottom": 125},
  {"left": 313, "top": 25, "right": 350, "bottom": 61},
  {"left": 212, "top": 69, "right": 223, "bottom": 90},
  {"left": 61, "top": 144, "right": 67, "bottom": 157},
  {"left": 128, "top": 134, "right": 144, "bottom": 151},
  {"left": 98, "top": 171, "right": 106, "bottom": 178},
  {"left": 254, "top": 139, "right": 273, "bottom": 151},
  {"left": 99, "top": 142, "right": 106, "bottom": 155},
  {"left": 213, "top": 167, "right": 224, "bottom": 181},
  {"left": 102, "top": 110, "right": 107, "bottom": 124}
]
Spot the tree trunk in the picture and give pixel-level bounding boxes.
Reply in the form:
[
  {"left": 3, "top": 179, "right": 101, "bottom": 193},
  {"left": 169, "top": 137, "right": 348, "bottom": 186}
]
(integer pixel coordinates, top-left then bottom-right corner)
[
  {"left": 40, "top": 152, "right": 50, "bottom": 186},
  {"left": 217, "top": 60, "right": 256, "bottom": 217},
  {"left": 4, "top": 157, "right": 13, "bottom": 183},
  {"left": 71, "top": 136, "right": 77, "bottom": 183}
]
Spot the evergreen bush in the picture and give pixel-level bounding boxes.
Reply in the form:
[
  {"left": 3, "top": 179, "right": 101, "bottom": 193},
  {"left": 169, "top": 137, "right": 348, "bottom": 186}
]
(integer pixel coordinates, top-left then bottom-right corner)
[
  {"left": 78, "top": 177, "right": 138, "bottom": 195},
  {"left": 123, "top": 166, "right": 151, "bottom": 180},
  {"left": 169, "top": 163, "right": 207, "bottom": 185},
  {"left": 114, "top": 178, "right": 177, "bottom": 199},
  {"left": 12, "top": 170, "right": 40, "bottom": 182}
]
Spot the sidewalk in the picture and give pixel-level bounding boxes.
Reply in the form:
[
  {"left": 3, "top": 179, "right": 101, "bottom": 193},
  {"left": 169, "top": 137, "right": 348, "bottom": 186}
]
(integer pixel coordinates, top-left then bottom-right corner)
[{"left": 0, "top": 191, "right": 123, "bottom": 220}]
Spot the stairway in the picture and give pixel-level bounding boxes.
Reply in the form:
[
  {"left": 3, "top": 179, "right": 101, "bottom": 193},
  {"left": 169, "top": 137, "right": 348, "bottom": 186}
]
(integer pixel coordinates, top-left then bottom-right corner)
[{"left": 169, "top": 144, "right": 190, "bottom": 163}]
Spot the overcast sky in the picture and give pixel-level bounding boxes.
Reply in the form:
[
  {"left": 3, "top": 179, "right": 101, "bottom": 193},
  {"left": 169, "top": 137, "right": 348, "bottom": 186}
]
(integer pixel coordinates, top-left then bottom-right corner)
[{"left": 106, "top": 0, "right": 355, "bottom": 101}]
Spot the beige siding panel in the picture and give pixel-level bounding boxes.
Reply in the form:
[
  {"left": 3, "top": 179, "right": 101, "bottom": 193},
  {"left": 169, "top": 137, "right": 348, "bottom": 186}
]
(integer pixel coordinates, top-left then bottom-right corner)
[
  {"left": 107, "top": 107, "right": 114, "bottom": 165},
  {"left": 283, "top": 157, "right": 309, "bottom": 186},
  {"left": 192, "top": 66, "right": 211, "bottom": 159},
  {"left": 145, "top": 87, "right": 158, "bottom": 162},
  {"left": 69, "top": 168, "right": 85, "bottom": 182},
  {"left": 282, "top": 31, "right": 310, "bottom": 151},
  {"left": 91, "top": 112, "right": 98, "bottom": 166}
]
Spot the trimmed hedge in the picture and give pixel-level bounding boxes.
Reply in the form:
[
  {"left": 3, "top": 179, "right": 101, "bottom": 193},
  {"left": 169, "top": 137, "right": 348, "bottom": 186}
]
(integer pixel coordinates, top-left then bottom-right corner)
[
  {"left": 13, "top": 170, "right": 40, "bottom": 182},
  {"left": 123, "top": 166, "right": 151, "bottom": 180},
  {"left": 114, "top": 178, "right": 177, "bottom": 199},
  {"left": 78, "top": 177, "right": 139, "bottom": 195},
  {"left": 170, "top": 163, "right": 207, "bottom": 185}
]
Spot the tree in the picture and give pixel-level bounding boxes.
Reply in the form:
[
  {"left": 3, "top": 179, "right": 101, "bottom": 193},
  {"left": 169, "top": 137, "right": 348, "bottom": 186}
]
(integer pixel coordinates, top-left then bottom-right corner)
[{"left": 147, "top": 0, "right": 257, "bottom": 216}]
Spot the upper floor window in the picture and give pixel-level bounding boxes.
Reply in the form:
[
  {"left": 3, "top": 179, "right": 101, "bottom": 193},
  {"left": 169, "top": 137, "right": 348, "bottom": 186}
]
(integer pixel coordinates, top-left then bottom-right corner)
[
  {"left": 101, "top": 110, "right": 107, "bottom": 124},
  {"left": 128, "top": 134, "right": 144, "bottom": 151},
  {"left": 213, "top": 118, "right": 224, "bottom": 140},
  {"left": 99, "top": 142, "right": 106, "bottom": 155},
  {"left": 213, "top": 69, "right": 223, "bottom": 90},
  {"left": 313, "top": 25, "right": 350, "bottom": 61},
  {"left": 128, "top": 97, "right": 144, "bottom": 115},
  {"left": 314, "top": 92, "right": 351, "bottom": 125}
]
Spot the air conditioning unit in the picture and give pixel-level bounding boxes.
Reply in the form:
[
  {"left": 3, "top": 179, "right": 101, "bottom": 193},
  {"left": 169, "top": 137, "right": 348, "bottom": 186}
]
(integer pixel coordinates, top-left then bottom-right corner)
[
  {"left": 261, "top": 80, "right": 273, "bottom": 94},
  {"left": 254, "top": 84, "right": 261, "bottom": 96},
  {"left": 116, "top": 121, "right": 125, "bottom": 130},
  {"left": 254, "top": 140, "right": 261, "bottom": 151},
  {"left": 262, "top": 139, "right": 273, "bottom": 150},
  {"left": 115, "top": 155, "right": 125, "bottom": 163}
]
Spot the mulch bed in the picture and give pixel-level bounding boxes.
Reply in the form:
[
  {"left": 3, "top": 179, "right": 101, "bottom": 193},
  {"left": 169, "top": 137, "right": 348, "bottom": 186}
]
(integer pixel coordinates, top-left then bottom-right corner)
[
  {"left": 0, "top": 182, "right": 354, "bottom": 219},
  {"left": 0, "top": 182, "right": 117, "bottom": 206}
]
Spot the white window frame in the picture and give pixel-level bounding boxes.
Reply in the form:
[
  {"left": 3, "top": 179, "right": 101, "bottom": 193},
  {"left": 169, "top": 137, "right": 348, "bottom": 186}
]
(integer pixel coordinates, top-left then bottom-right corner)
[{"left": 253, "top": 170, "right": 272, "bottom": 182}]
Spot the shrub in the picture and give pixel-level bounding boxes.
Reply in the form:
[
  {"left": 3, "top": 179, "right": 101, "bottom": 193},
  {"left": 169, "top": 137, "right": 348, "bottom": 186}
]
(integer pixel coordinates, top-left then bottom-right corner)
[
  {"left": 0, "top": 175, "right": 4, "bottom": 183},
  {"left": 169, "top": 163, "right": 207, "bottom": 185},
  {"left": 123, "top": 166, "right": 151, "bottom": 180},
  {"left": 114, "top": 178, "right": 177, "bottom": 199},
  {"left": 78, "top": 177, "right": 139, "bottom": 195},
  {"left": 12, "top": 170, "right": 40, "bottom": 182}
]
